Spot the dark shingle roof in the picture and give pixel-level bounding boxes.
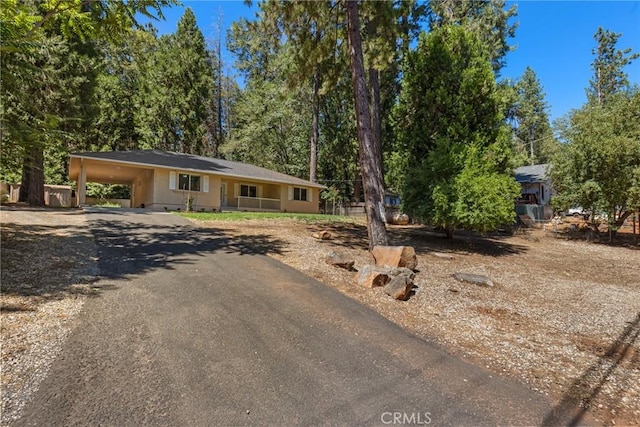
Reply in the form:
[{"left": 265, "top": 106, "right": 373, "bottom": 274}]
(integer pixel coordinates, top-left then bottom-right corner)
[
  {"left": 70, "top": 150, "right": 325, "bottom": 188},
  {"left": 514, "top": 163, "right": 551, "bottom": 184}
]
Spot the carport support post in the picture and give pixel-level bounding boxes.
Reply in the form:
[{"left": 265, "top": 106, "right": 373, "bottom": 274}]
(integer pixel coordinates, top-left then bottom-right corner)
[{"left": 77, "top": 159, "right": 87, "bottom": 206}]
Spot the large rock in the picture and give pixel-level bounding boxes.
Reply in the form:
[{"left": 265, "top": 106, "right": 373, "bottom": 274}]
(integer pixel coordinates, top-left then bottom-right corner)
[
  {"left": 391, "top": 212, "right": 410, "bottom": 225},
  {"left": 354, "top": 265, "right": 392, "bottom": 288},
  {"left": 371, "top": 246, "right": 418, "bottom": 270},
  {"left": 325, "top": 251, "right": 355, "bottom": 270},
  {"left": 354, "top": 265, "right": 415, "bottom": 289},
  {"left": 384, "top": 274, "right": 414, "bottom": 300}
]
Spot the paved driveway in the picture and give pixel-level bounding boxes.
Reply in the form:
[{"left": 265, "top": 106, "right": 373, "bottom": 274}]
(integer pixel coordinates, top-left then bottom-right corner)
[{"left": 18, "top": 209, "right": 562, "bottom": 425}]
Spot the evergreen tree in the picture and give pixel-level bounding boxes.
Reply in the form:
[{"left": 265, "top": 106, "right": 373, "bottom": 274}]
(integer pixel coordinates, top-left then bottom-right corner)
[
  {"left": 428, "top": 0, "right": 517, "bottom": 73},
  {"left": 513, "top": 66, "right": 556, "bottom": 165},
  {"left": 587, "top": 27, "right": 639, "bottom": 105},
  {"left": 395, "top": 26, "right": 519, "bottom": 237}
]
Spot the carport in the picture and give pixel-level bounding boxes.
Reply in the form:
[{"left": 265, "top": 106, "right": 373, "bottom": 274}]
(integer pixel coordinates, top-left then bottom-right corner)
[{"left": 68, "top": 156, "right": 154, "bottom": 207}]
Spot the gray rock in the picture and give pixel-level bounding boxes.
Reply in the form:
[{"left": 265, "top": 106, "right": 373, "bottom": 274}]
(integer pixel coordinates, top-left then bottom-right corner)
[
  {"left": 384, "top": 275, "right": 414, "bottom": 300},
  {"left": 325, "top": 251, "right": 355, "bottom": 270},
  {"left": 453, "top": 273, "right": 494, "bottom": 287}
]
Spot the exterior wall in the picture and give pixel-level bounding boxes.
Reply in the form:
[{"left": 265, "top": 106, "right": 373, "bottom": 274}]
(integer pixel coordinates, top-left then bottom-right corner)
[
  {"left": 281, "top": 186, "right": 320, "bottom": 214},
  {"left": 132, "top": 169, "right": 154, "bottom": 208},
  {"left": 151, "top": 168, "right": 220, "bottom": 211}
]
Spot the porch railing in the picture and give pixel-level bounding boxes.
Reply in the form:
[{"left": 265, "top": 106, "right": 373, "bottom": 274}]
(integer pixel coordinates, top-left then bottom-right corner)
[{"left": 237, "top": 196, "right": 281, "bottom": 211}]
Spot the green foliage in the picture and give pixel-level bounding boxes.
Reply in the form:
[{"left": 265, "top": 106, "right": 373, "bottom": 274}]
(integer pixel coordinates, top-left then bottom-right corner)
[
  {"left": 552, "top": 89, "right": 640, "bottom": 226},
  {"left": 136, "top": 9, "right": 214, "bottom": 154},
  {"left": 588, "top": 27, "right": 640, "bottom": 106},
  {"left": 394, "top": 26, "right": 519, "bottom": 236},
  {"left": 428, "top": 0, "right": 517, "bottom": 73},
  {"left": 512, "top": 66, "right": 557, "bottom": 165}
]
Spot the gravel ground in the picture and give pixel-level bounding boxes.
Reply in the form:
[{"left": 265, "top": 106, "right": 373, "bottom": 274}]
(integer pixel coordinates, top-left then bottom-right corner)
[
  {"left": 193, "top": 218, "right": 640, "bottom": 426},
  {"left": 0, "top": 207, "right": 99, "bottom": 425}
]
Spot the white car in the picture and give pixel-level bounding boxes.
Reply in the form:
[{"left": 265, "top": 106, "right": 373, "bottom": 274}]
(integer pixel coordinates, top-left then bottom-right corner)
[{"left": 567, "top": 207, "right": 590, "bottom": 219}]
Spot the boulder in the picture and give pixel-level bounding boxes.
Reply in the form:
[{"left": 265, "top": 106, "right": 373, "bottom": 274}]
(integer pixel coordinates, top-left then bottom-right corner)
[
  {"left": 325, "top": 251, "right": 355, "bottom": 270},
  {"left": 312, "top": 230, "right": 332, "bottom": 240},
  {"left": 354, "top": 265, "right": 392, "bottom": 288},
  {"left": 453, "top": 273, "right": 494, "bottom": 287},
  {"left": 390, "top": 212, "right": 410, "bottom": 225},
  {"left": 371, "top": 246, "right": 417, "bottom": 270},
  {"left": 354, "top": 265, "right": 415, "bottom": 289},
  {"left": 384, "top": 274, "right": 414, "bottom": 301}
]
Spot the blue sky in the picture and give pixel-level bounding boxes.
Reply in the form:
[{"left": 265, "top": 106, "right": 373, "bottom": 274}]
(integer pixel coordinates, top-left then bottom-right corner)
[{"left": 147, "top": 1, "right": 640, "bottom": 122}]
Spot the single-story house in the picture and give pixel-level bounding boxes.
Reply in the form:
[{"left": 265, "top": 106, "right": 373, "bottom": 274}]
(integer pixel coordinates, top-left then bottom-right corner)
[
  {"left": 68, "top": 150, "right": 325, "bottom": 213},
  {"left": 514, "top": 163, "right": 553, "bottom": 221}
]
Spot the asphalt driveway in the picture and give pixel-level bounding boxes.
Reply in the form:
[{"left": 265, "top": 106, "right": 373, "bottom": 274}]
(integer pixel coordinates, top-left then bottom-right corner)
[{"left": 17, "top": 209, "right": 565, "bottom": 425}]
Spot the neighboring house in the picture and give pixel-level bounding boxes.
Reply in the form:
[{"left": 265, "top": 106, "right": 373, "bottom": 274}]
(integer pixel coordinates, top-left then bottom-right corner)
[
  {"left": 68, "top": 150, "right": 325, "bottom": 213},
  {"left": 514, "top": 163, "right": 553, "bottom": 221},
  {"left": 384, "top": 191, "right": 401, "bottom": 208}
]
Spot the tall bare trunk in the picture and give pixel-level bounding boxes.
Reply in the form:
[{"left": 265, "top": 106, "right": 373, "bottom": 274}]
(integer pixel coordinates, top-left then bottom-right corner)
[
  {"left": 19, "top": 145, "right": 45, "bottom": 207},
  {"left": 346, "top": 0, "right": 388, "bottom": 250},
  {"left": 369, "top": 66, "right": 383, "bottom": 178},
  {"left": 310, "top": 66, "right": 320, "bottom": 182}
]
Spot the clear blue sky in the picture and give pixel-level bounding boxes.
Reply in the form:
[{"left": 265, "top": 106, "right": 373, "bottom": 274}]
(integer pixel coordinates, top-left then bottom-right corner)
[{"left": 147, "top": 1, "right": 640, "bottom": 122}]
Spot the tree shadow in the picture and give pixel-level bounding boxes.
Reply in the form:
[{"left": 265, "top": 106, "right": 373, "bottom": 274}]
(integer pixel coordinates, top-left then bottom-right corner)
[
  {"left": 542, "top": 313, "right": 640, "bottom": 426},
  {"left": 308, "top": 223, "right": 528, "bottom": 257},
  {"left": 1, "top": 214, "right": 287, "bottom": 302},
  {"left": 1, "top": 222, "right": 99, "bottom": 304}
]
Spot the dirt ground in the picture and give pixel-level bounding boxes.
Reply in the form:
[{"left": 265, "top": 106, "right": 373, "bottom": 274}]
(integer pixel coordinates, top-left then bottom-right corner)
[
  {"left": 193, "top": 216, "right": 640, "bottom": 426},
  {"left": 1, "top": 208, "right": 638, "bottom": 425}
]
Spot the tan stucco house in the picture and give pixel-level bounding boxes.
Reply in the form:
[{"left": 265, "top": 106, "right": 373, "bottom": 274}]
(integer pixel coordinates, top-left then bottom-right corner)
[{"left": 68, "top": 150, "right": 324, "bottom": 213}]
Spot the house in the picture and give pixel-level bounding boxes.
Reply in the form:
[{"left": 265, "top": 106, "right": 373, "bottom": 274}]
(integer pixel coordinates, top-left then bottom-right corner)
[
  {"left": 68, "top": 150, "right": 325, "bottom": 213},
  {"left": 514, "top": 163, "right": 553, "bottom": 221}
]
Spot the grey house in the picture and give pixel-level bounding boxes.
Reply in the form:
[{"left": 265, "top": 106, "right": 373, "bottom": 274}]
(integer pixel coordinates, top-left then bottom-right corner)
[{"left": 514, "top": 163, "right": 553, "bottom": 221}]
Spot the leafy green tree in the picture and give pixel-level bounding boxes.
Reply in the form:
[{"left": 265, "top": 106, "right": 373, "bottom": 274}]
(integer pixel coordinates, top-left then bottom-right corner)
[
  {"left": 395, "top": 25, "right": 519, "bottom": 238},
  {"left": 553, "top": 27, "right": 640, "bottom": 235},
  {"left": 552, "top": 89, "right": 640, "bottom": 231},
  {"left": 588, "top": 27, "right": 640, "bottom": 106},
  {"left": 513, "top": 66, "right": 557, "bottom": 165}
]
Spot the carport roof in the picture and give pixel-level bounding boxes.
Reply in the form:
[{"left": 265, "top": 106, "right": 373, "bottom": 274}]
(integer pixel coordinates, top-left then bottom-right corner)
[{"left": 70, "top": 150, "right": 325, "bottom": 188}]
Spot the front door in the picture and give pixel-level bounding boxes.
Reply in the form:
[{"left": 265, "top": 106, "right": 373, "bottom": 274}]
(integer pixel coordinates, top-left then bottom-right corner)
[{"left": 220, "top": 182, "right": 228, "bottom": 207}]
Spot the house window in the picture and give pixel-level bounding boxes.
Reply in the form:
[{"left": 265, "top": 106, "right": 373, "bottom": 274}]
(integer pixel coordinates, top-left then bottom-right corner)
[
  {"left": 240, "top": 184, "right": 257, "bottom": 198},
  {"left": 293, "top": 187, "right": 308, "bottom": 201},
  {"left": 178, "top": 174, "right": 201, "bottom": 192}
]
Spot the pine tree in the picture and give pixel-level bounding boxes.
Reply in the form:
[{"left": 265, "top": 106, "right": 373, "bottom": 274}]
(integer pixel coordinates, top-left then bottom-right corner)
[
  {"left": 588, "top": 27, "right": 639, "bottom": 105},
  {"left": 513, "top": 66, "right": 556, "bottom": 165}
]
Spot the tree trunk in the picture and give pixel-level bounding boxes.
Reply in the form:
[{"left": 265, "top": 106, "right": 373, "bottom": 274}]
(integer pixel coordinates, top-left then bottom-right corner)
[
  {"left": 369, "top": 66, "right": 383, "bottom": 179},
  {"left": 310, "top": 65, "right": 320, "bottom": 183},
  {"left": 346, "top": 0, "right": 388, "bottom": 250},
  {"left": 19, "top": 145, "right": 45, "bottom": 207}
]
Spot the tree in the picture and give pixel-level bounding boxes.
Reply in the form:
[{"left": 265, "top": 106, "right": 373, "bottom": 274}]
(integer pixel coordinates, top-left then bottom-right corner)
[
  {"left": 588, "top": 27, "right": 640, "bottom": 106},
  {"left": 395, "top": 26, "right": 520, "bottom": 238},
  {"left": 346, "top": 0, "right": 388, "bottom": 248},
  {"left": 1, "top": 0, "right": 177, "bottom": 206},
  {"left": 513, "top": 66, "right": 556, "bottom": 165},
  {"left": 552, "top": 89, "right": 640, "bottom": 232},
  {"left": 428, "top": 0, "right": 517, "bottom": 73},
  {"left": 553, "top": 27, "right": 640, "bottom": 235}
]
